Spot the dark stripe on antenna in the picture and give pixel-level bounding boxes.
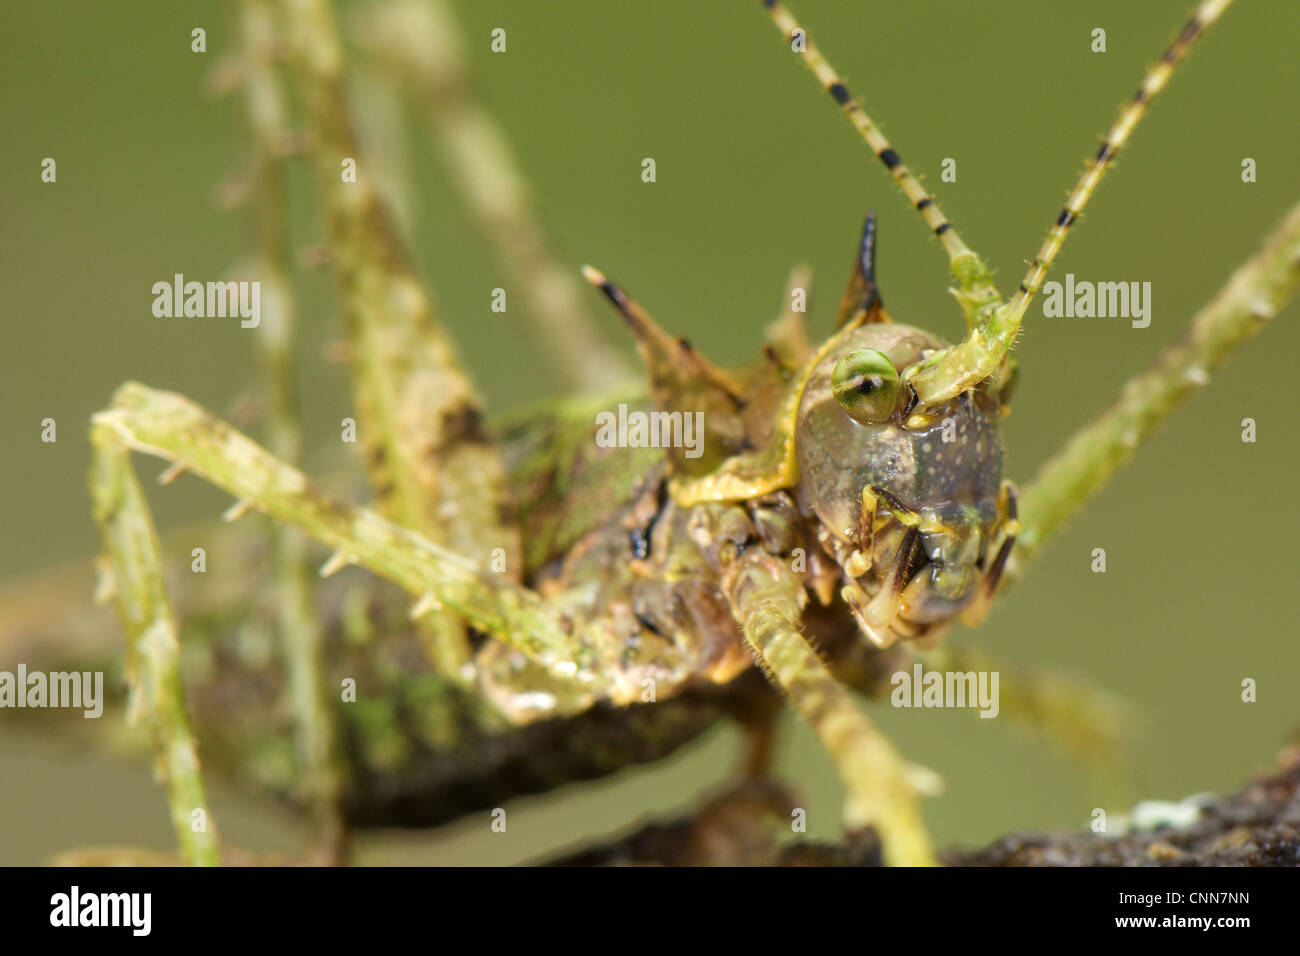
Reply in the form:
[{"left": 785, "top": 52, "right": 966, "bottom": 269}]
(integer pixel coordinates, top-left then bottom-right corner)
[
  {"left": 1177, "top": 17, "right": 1203, "bottom": 46},
  {"left": 879, "top": 148, "right": 901, "bottom": 169},
  {"left": 915, "top": 197, "right": 932, "bottom": 210},
  {"left": 934, "top": 222, "right": 951, "bottom": 236},
  {"left": 595, "top": 280, "right": 626, "bottom": 309},
  {"left": 1056, "top": 208, "right": 1075, "bottom": 228},
  {"left": 1163, "top": 15, "right": 1204, "bottom": 64},
  {"left": 828, "top": 82, "right": 851, "bottom": 105}
]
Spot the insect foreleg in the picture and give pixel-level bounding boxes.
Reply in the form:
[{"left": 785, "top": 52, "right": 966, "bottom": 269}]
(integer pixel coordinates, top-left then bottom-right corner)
[{"left": 722, "top": 549, "right": 938, "bottom": 866}]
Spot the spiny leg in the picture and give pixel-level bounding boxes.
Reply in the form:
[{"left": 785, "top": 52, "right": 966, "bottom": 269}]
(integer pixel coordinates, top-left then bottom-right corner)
[
  {"left": 759, "top": 0, "right": 1001, "bottom": 326},
  {"left": 277, "top": 0, "right": 520, "bottom": 681},
  {"left": 723, "top": 555, "right": 937, "bottom": 866},
  {"left": 90, "top": 427, "right": 221, "bottom": 866},
  {"left": 909, "top": 0, "right": 1237, "bottom": 405},
  {"left": 239, "top": 0, "right": 345, "bottom": 862},
  {"left": 94, "top": 384, "right": 596, "bottom": 690}
]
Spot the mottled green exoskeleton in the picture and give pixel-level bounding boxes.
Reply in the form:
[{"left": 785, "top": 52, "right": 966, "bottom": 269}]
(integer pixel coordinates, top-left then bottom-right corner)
[{"left": 64, "top": 0, "right": 1300, "bottom": 868}]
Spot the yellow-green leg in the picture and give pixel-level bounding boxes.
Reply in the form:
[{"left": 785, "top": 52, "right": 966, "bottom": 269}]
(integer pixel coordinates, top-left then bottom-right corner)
[
  {"left": 277, "top": 0, "right": 520, "bottom": 683},
  {"left": 90, "top": 427, "right": 221, "bottom": 866},
  {"left": 239, "top": 0, "right": 345, "bottom": 863},
  {"left": 723, "top": 555, "right": 937, "bottom": 866}
]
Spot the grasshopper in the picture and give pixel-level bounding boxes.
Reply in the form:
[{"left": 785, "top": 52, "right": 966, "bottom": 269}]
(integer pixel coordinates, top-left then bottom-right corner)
[{"left": 8, "top": 0, "right": 1298, "bottom": 867}]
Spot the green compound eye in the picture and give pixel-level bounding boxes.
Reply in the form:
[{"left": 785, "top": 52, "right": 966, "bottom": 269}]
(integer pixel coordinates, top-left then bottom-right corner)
[{"left": 831, "top": 348, "right": 901, "bottom": 423}]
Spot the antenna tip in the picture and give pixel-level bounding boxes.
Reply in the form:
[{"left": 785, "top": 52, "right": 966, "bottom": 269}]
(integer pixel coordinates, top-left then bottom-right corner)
[{"left": 581, "top": 264, "right": 629, "bottom": 311}]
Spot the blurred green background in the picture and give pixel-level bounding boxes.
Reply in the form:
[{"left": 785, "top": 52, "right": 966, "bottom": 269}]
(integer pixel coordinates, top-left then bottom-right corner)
[{"left": 2, "top": 0, "right": 1298, "bottom": 864}]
